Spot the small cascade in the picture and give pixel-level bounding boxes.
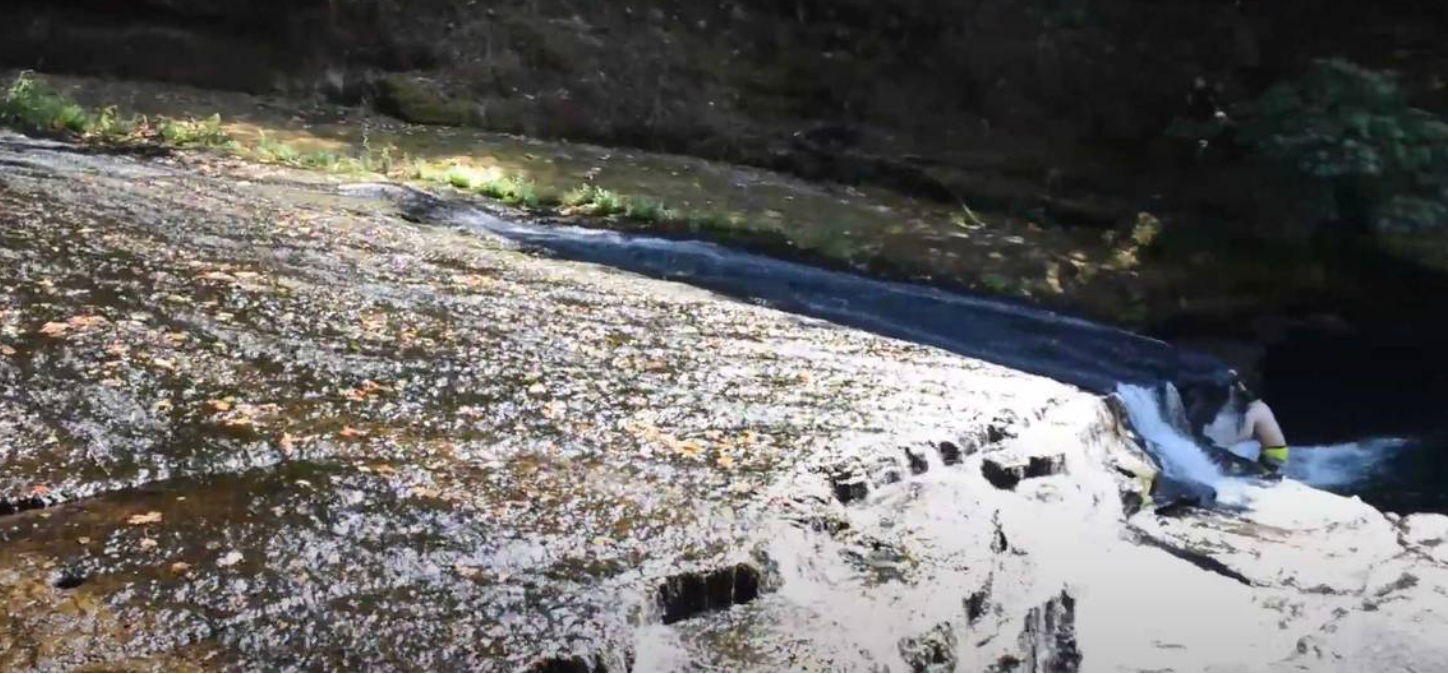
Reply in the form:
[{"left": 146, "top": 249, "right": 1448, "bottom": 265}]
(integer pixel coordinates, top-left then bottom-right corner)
[{"left": 1113, "top": 383, "right": 1225, "bottom": 487}]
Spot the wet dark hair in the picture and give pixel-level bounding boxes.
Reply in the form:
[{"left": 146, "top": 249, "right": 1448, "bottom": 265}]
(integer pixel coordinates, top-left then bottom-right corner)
[{"left": 1233, "top": 380, "right": 1260, "bottom": 403}]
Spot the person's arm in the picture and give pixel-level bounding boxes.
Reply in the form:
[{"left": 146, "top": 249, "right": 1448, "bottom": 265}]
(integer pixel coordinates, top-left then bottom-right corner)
[{"left": 1236, "top": 403, "right": 1261, "bottom": 444}]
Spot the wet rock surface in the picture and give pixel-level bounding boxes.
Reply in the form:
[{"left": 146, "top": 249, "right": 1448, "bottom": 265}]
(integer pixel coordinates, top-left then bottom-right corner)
[{"left": 2, "top": 133, "right": 1447, "bottom": 670}]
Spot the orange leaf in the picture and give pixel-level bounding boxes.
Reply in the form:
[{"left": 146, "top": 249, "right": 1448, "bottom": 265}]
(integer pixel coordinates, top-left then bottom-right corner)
[{"left": 127, "top": 511, "right": 163, "bottom": 525}]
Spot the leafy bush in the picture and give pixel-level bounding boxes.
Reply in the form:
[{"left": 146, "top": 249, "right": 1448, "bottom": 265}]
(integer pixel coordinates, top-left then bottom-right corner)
[
  {"left": 2, "top": 73, "right": 94, "bottom": 135},
  {"left": 158, "top": 114, "right": 231, "bottom": 146},
  {"left": 562, "top": 185, "right": 627, "bottom": 216},
  {"left": 92, "top": 105, "right": 135, "bottom": 139},
  {"left": 256, "top": 135, "right": 301, "bottom": 163},
  {"left": 1237, "top": 59, "right": 1448, "bottom": 234},
  {"left": 623, "top": 196, "right": 670, "bottom": 222}
]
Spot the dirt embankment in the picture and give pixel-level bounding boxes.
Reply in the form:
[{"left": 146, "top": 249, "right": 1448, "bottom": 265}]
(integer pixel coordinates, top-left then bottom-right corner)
[{"left": 4, "top": 0, "right": 1446, "bottom": 221}]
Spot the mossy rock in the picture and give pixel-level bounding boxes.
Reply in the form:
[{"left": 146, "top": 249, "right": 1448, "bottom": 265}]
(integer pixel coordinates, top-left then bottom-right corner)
[{"left": 375, "top": 75, "right": 476, "bottom": 127}]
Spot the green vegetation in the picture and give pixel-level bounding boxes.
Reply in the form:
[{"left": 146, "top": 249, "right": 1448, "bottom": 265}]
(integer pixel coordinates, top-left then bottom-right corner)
[
  {"left": 980, "top": 274, "right": 1013, "bottom": 294},
  {"left": 1, "top": 72, "right": 1039, "bottom": 309},
  {"left": 1, "top": 73, "right": 407, "bottom": 178},
  {"left": 158, "top": 114, "right": 231, "bottom": 146},
  {"left": 91, "top": 105, "right": 135, "bottom": 139},
  {"left": 376, "top": 74, "right": 477, "bottom": 127},
  {"left": 1, "top": 74, "right": 793, "bottom": 245},
  {"left": 254, "top": 134, "right": 301, "bottom": 163},
  {"left": 2, "top": 73, "right": 121, "bottom": 138},
  {"left": 560, "top": 184, "right": 683, "bottom": 223},
  {"left": 435, "top": 165, "right": 548, "bottom": 208},
  {"left": 1237, "top": 59, "right": 1448, "bottom": 234},
  {"left": 624, "top": 196, "right": 670, "bottom": 222},
  {"left": 563, "top": 185, "right": 626, "bottom": 215}
]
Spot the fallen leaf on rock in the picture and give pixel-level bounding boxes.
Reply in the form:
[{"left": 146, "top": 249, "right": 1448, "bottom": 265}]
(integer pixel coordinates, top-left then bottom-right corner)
[
  {"left": 38, "top": 322, "right": 70, "bottom": 337},
  {"left": 450, "top": 274, "right": 493, "bottom": 290},
  {"left": 127, "top": 511, "right": 163, "bottom": 525},
  {"left": 207, "top": 399, "right": 233, "bottom": 413},
  {"left": 0, "top": 344, "right": 16, "bottom": 356},
  {"left": 139, "top": 538, "right": 158, "bottom": 550},
  {"left": 217, "top": 551, "right": 243, "bottom": 567},
  {"left": 67, "top": 315, "right": 107, "bottom": 330},
  {"left": 675, "top": 440, "right": 704, "bottom": 459},
  {"left": 77, "top": 537, "right": 91, "bottom": 545},
  {"left": 171, "top": 562, "right": 191, "bottom": 573},
  {"left": 343, "top": 380, "right": 390, "bottom": 402}
]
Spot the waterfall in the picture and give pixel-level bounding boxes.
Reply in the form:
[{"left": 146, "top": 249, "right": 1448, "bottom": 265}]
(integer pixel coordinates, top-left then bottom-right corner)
[{"left": 1113, "top": 383, "right": 1225, "bottom": 487}]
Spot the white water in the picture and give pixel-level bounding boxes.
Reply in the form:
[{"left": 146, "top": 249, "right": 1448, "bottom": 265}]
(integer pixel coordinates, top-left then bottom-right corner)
[
  {"left": 1116, "top": 382, "right": 1404, "bottom": 496},
  {"left": 1284, "top": 437, "right": 1408, "bottom": 488},
  {"left": 1113, "top": 383, "right": 1225, "bottom": 486}
]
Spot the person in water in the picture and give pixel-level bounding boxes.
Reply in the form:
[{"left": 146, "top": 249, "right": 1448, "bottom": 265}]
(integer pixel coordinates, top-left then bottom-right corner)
[{"left": 1232, "top": 382, "right": 1289, "bottom": 473}]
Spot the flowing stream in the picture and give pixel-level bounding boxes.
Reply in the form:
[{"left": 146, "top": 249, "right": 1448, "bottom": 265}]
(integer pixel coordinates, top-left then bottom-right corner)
[{"left": 408, "top": 195, "right": 1420, "bottom": 509}]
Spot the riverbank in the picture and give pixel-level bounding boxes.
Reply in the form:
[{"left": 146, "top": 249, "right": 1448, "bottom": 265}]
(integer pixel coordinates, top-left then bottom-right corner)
[
  {"left": 15, "top": 70, "right": 1445, "bottom": 330},
  {"left": 3, "top": 130, "right": 1447, "bottom": 671}
]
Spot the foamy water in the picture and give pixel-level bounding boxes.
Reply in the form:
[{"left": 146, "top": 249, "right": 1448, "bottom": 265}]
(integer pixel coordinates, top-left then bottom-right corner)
[
  {"left": 1114, "top": 383, "right": 1225, "bottom": 486},
  {"left": 1284, "top": 437, "right": 1408, "bottom": 488},
  {"left": 1116, "top": 382, "right": 1405, "bottom": 501}
]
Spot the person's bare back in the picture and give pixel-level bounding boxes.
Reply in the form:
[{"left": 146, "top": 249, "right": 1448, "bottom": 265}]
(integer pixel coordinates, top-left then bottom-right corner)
[
  {"left": 1241, "top": 400, "right": 1287, "bottom": 448},
  {"left": 1233, "top": 384, "right": 1290, "bottom": 472}
]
